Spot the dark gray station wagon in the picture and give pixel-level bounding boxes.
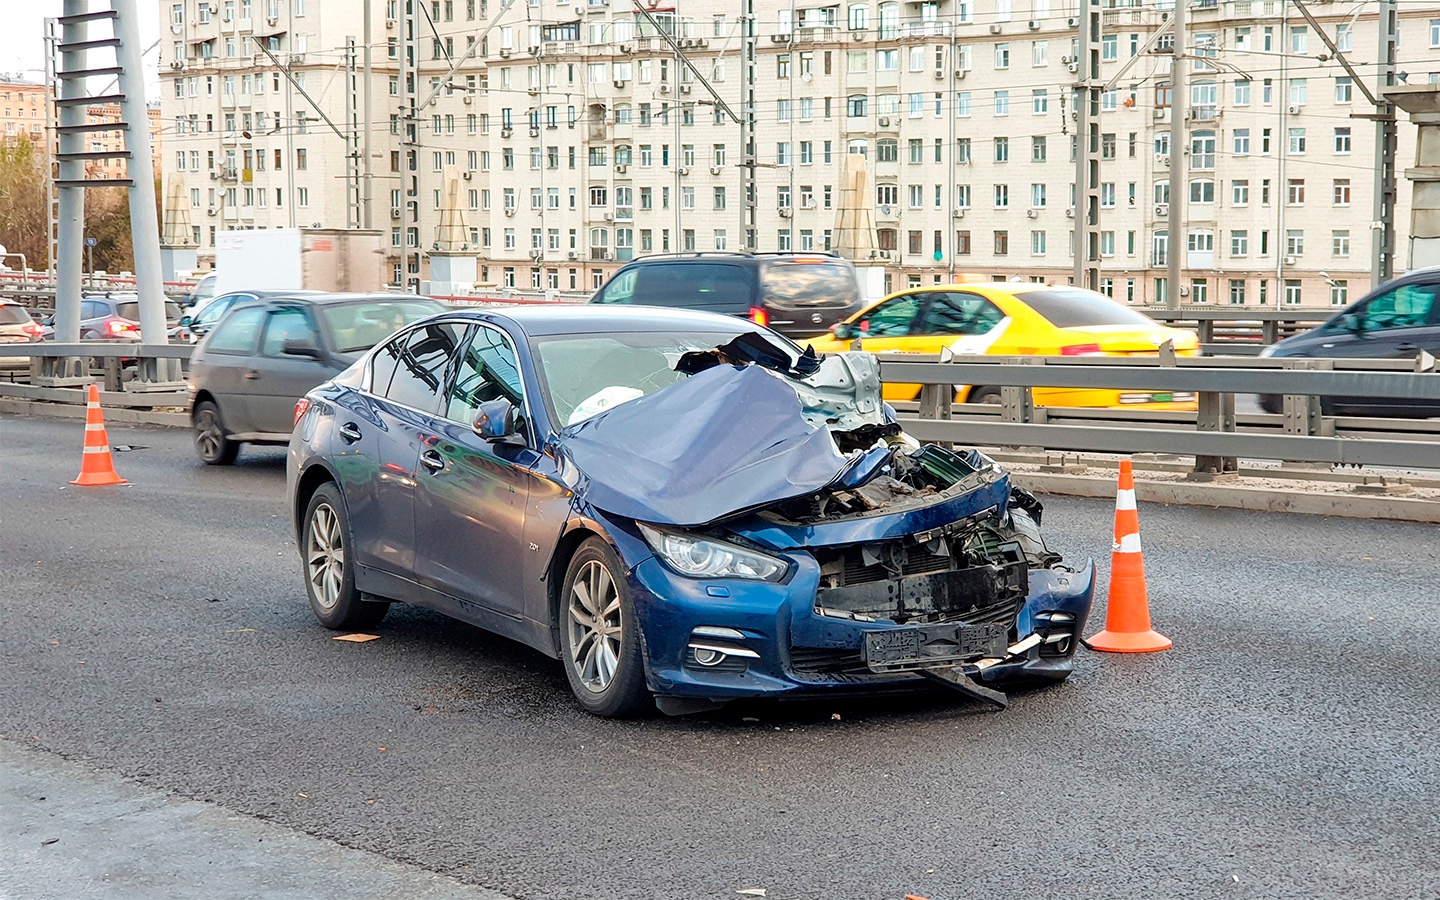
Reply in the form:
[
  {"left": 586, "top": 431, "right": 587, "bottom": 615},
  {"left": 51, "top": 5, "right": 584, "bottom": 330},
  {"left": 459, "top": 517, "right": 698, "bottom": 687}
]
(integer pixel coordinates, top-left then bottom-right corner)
[{"left": 188, "top": 292, "right": 444, "bottom": 464}]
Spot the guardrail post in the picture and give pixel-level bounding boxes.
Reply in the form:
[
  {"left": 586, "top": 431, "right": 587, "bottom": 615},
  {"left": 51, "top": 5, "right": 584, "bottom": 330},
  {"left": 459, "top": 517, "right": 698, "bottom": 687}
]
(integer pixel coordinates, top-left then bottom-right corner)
[
  {"left": 31, "top": 355, "right": 89, "bottom": 388},
  {"left": 1262, "top": 319, "right": 1281, "bottom": 345},
  {"left": 1001, "top": 358, "right": 1042, "bottom": 425},
  {"left": 917, "top": 382, "right": 952, "bottom": 422},
  {"left": 103, "top": 357, "right": 123, "bottom": 393},
  {"left": 1191, "top": 390, "right": 1238, "bottom": 480},
  {"left": 1282, "top": 359, "right": 1333, "bottom": 439},
  {"left": 128, "top": 356, "right": 187, "bottom": 393}
]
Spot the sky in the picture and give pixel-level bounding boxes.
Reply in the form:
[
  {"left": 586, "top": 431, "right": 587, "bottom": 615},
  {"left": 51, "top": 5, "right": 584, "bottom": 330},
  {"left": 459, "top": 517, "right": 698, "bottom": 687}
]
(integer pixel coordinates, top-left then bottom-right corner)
[{"left": 1, "top": 2, "right": 160, "bottom": 93}]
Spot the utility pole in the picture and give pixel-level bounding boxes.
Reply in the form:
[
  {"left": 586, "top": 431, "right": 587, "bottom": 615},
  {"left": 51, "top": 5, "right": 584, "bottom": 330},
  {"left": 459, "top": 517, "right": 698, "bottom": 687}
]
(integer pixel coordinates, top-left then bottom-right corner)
[
  {"left": 401, "top": 0, "right": 420, "bottom": 289},
  {"left": 362, "top": 0, "right": 373, "bottom": 229},
  {"left": 1373, "top": 0, "right": 1398, "bottom": 284},
  {"left": 1073, "top": 0, "right": 1102, "bottom": 291},
  {"left": 742, "top": 0, "right": 757, "bottom": 251},
  {"left": 1166, "top": 0, "right": 1186, "bottom": 309},
  {"left": 52, "top": 1, "right": 88, "bottom": 345},
  {"left": 345, "top": 37, "right": 361, "bottom": 230}
]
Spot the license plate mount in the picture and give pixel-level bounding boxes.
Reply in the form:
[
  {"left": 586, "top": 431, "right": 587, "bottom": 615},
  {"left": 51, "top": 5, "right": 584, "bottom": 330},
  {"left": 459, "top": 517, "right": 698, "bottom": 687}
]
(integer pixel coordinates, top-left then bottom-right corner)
[{"left": 863, "top": 621, "right": 1010, "bottom": 673}]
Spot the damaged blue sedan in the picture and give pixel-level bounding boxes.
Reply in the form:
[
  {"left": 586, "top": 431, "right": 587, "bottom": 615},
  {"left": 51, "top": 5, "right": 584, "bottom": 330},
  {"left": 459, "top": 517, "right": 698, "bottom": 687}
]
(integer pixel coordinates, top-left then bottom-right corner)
[{"left": 287, "top": 307, "right": 1095, "bottom": 716}]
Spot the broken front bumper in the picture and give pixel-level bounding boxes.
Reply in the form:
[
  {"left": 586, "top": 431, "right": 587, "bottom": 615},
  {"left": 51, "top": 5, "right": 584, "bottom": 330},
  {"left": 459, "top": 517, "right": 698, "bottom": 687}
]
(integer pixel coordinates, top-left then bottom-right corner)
[{"left": 627, "top": 550, "right": 1096, "bottom": 705}]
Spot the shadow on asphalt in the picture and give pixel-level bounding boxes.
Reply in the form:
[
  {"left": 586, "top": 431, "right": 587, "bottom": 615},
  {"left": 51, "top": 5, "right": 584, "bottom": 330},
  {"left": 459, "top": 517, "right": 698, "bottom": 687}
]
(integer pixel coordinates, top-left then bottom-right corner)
[{"left": 368, "top": 602, "right": 1046, "bottom": 732}]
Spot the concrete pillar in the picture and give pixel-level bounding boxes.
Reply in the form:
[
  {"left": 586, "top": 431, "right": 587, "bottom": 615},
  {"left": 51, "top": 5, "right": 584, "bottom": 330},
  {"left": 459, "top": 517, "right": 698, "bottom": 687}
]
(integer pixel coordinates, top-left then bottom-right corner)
[{"left": 1386, "top": 85, "right": 1440, "bottom": 271}]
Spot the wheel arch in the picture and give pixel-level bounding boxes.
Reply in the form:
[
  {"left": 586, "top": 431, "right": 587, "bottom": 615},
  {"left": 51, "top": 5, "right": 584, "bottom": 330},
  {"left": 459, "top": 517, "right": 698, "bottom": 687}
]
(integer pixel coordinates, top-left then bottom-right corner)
[{"left": 292, "top": 461, "right": 341, "bottom": 544}]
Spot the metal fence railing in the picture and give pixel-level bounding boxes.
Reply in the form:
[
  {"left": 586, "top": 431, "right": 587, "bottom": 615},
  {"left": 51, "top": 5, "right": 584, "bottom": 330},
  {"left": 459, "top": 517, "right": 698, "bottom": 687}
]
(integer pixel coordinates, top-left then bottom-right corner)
[{"left": 884, "top": 355, "right": 1440, "bottom": 473}]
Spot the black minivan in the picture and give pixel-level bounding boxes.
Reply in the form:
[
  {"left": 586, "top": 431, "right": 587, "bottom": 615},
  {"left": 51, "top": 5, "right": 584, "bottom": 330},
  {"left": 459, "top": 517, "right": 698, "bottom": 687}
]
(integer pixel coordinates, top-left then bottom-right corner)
[
  {"left": 589, "top": 252, "right": 863, "bottom": 338},
  {"left": 1258, "top": 265, "right": 1440, "bottom": 417}
]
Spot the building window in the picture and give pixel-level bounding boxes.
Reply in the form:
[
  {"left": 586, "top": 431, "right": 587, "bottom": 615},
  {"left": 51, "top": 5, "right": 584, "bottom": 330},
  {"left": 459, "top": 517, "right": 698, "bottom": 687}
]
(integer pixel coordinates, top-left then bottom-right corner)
[
  {"left": 994, "top": 184, "right": 1009, "bottom": 208},
  {"left": 1284, "top": 279, "right": 1302, "bottom": 305},
  {"left": 1286, "top": 179, "right": 1305, "bottom": 205},
  {"left": 1030, "top": 230, "right": 1046, "bottom": 256},
  {"left": 1190, "top": 279, "right": 1208, "bottom": 304},
  {"left": 1232, "top": 180, "right": 1249, "bottom": 206},
  {"left": 1189, "top": 180, "right": 1215, "bottom": 204},
  {"left": 1230, "top": 230, "right": 1248, "bottom": 257},
  {"left": 993, "top": 230, "right": 1008, "bottom": 255},
  {"left": 1333, "top": 179, "right": 1351, "bottom": 206},
  {"left": 1330, "top": 280, "right": 1348, "bottom": 306},
  {"left": 994, "top": 91, "right": 1010, "bottom": 116},
  {"left": 1285, "top": 230, "right": 1304, "bottom": 257},
  {"left": 1228, "top": 279, "right": 1246, "bottom": 305},
  {"left": 994, "top": 137, "right": 1009, "bottom": 162},
  {"left": 1288, "top": 128, "right": 1306, "bottom": 154},
  {"left": 1332, "top": 230, "right": 1350, "bottom": 257},
  {"left": 1334, "top": 127, "right": 1351, "bottom": 154}
]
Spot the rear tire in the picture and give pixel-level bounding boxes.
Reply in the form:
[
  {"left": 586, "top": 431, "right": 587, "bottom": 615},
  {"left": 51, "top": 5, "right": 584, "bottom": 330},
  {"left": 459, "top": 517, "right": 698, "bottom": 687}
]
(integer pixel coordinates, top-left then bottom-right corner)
[
  {"left": 558, "top": 538, "right": 651, "bottom": 718},
  {"left": 302, "top": 483, "right": 389, "bottom": 630},
  {"left": 193, "top": 399, "right": 239, "bottom": 466},
  {"left": 1257, "top": 393, "right": 1283, "bottom": 415}
]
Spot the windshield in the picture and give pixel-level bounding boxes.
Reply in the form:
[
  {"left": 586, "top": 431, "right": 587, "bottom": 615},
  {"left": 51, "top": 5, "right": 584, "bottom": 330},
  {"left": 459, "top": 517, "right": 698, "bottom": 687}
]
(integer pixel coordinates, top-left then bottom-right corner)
[
  {"left": 319, "top": 299, "right": 447, "bottom": 353},
  {"left": 533, "top": 329, "right": 798, "bottom": 427},
  {"left": 759, "top": 261, "right": 860, "bottom": 308},
  {"left": 116, "top": 300, "right": 184, "bottom": 322},
  {"left": 0, "top": 305, "right": 33, "bottom": 325},
  {"left": 1015, "top": 289, "right": 1159, "bottom": 329}
]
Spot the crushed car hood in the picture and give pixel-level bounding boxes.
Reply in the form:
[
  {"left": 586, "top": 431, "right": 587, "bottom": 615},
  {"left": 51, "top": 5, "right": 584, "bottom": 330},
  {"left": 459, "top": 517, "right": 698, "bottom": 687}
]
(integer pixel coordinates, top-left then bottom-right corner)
[{"left": 559, "top": 362, "right": 857, "bottom": 527}]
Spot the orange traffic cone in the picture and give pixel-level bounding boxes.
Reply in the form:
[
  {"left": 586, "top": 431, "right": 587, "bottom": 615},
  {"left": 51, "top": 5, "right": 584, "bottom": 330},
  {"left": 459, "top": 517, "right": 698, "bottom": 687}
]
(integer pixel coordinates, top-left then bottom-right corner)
[
  {"left": 71, "top": 384, "right": 128, "bottom": 487},
  {"left": 1085, "top": 458, "right": 1170, "bottom": 653}
]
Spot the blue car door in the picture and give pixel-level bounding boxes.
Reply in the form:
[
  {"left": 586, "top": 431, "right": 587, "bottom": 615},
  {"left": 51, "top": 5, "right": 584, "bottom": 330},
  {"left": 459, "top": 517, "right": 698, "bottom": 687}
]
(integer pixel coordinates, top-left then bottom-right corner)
[
  {"left": 413, "top": 323, "right": 540, "bottom": 619},
  {"left": 347, "top": 322, "right": 462, "bottom": 579}
]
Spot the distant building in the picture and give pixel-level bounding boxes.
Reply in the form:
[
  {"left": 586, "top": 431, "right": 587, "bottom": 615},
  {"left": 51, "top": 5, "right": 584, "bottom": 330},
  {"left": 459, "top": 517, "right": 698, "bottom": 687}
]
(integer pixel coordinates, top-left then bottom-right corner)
[{"left": 155, "top": 1, "right": 1440, "bottom": 307}]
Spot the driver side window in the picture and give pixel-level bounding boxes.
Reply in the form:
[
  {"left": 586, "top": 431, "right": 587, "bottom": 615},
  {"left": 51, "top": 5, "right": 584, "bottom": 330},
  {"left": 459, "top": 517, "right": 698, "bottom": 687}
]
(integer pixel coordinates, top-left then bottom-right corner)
[
  {"left": 446, "top": 325, "right": 524, "bottom": 426},
  {"left": 859, "top": 293, "right": 921, "bottom": 336},
  {"left": 1357, "top": 283, "right": 1440, "bottom": 332}
]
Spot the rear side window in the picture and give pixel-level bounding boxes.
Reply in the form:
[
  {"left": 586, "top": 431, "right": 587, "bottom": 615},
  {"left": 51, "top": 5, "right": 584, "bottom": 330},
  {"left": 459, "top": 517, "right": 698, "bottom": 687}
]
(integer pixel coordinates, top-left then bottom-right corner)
[
  {"left": 0, "top": 305, "right": 31, "bottom": 325},
  {"left": 625, "top": 264, "right": 752, "bottom": 311},
  {"left": 920, "top": 292, "right": 1006, "bottom": 335},
  {"left": 760, "top": 262, "right": 860, "bottom": 308},
  {"left": 1355, "top": 282, "right": 1440, "bottom": 331},
  {"left": 115, "top": 301, "right": 183, "bottom": 321},
  {"left": 372, "top": 322, "right": 466, "bottom": 412},
  {"left": 81, "top": 301, "right": 106, "bottom": 319},
  {"left": 206, "top": 306, "right": 266, "bottom": 354},
  {"left": 1016, "top": 289, "right": 1157, "bottom": 329}
]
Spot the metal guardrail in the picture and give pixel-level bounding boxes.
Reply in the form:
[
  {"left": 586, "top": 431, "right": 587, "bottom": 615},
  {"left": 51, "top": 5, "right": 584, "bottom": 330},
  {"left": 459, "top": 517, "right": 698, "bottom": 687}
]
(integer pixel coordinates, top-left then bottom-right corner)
[
  {"left": 1135, "top": 307, "right": 1333, "bottom": 356},
  {"left": 885, "top": 355, "right": 1440, "bottom": 473},
  {"left": 0, "top": 342, "right": 193, "bottom": 407}
]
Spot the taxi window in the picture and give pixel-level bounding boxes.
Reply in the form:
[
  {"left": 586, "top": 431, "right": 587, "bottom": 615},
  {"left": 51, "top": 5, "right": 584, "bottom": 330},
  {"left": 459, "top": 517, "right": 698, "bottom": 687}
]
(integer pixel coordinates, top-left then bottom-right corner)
[
  {"left": 858, "top": 294, "right": 921, "bottom": 336},
  {"left": 919, "top": 292, "right": 1006, "bottom": 335},
  {"left": 206, "top": 306, "right": 266, "bottom": 354}
]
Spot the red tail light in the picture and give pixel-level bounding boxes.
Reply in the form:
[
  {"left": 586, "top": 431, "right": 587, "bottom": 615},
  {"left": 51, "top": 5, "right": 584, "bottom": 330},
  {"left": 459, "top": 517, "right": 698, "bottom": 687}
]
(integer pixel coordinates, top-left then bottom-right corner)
[
  {"left": 749, "top": 307, "right": 769, "bottom": 327},
  {"left": 1059, "top": 343, "right": 1104, "bottom": 356},
  {"left": 105, "top": 319, "right": 138, "bottom": 336},
  {"left": 22, "top": 322, "right": 43, "bottom": 337},
  {"left": 293, "top": 398, "right": 311, "bottom": 425}
]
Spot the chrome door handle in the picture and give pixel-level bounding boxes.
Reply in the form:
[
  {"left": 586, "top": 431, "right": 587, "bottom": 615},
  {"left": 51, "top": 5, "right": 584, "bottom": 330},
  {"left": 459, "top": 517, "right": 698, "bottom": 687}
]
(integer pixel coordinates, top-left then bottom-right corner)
[
  {"left": 420, "top": 450, "right": 445, "bottom": 472},
  {"left": 338, "top": 422, "right": 362, "bottom": 443},
  {"left": 243, "top": 370, "right": 260, "bottom": 380},
  {"left": 1396, "top": 342, "right": 1419, "bottom": 353}
]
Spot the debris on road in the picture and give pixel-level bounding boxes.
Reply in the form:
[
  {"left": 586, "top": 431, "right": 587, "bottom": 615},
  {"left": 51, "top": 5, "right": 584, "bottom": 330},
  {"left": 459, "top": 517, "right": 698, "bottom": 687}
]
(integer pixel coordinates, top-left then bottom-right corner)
[
  {"left": 333, "top": 633, "right": 381, "bottom": 643},
  {"left": 735, "top": 890, "right": 767, "bottom": 897}
]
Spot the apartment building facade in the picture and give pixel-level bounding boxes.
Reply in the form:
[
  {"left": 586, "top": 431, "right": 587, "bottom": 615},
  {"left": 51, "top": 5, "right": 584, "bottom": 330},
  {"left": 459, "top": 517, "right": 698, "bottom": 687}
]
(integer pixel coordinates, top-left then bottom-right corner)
[{"left": 156, "top": 0, "right": 1440, "bottom": 306}]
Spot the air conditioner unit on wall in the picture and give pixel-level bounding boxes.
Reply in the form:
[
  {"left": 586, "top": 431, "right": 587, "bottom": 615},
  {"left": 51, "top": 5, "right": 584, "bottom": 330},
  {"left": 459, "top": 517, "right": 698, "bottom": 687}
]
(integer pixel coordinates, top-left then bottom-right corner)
[
  {"left": 989, "top": 24, "right": 1002, "bottom": 35},
  {"left": 1155, "top": 203, "right": 1169, "bottom": 216}
]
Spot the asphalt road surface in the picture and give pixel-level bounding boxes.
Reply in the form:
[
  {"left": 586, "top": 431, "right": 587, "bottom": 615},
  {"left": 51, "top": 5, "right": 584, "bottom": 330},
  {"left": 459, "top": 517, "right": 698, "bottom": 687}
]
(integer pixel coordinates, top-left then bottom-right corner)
[{"left": 1, "top": 414, "right": 1437, "bottom": 900}]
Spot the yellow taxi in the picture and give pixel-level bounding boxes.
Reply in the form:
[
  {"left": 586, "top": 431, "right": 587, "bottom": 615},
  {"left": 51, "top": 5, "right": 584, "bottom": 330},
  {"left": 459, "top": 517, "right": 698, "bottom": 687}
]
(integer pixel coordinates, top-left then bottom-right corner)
[{"left": 800, "top": 282, "right": 1201, "bottom": 409}]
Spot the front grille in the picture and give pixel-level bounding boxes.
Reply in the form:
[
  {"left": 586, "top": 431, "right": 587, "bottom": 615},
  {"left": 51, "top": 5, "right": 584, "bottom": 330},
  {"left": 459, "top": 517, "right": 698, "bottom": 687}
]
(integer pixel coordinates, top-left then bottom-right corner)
[
  {"left": 841, "top": 545, "right": 952, "bottom": 586},
  {"left": 789, "top": 646, "right": 868, "bottom": 676}
]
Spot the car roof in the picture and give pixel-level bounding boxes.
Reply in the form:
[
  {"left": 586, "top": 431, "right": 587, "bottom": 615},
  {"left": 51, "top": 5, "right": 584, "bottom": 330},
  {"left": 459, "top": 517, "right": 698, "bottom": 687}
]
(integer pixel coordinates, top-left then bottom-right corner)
[
  {"left": 231, "top": 291, "right": 436, "bottom": 308},
  {"left": 217, "top": 288, "right": 324, "bottom": 298},
  {"left": 445, "top": 303, "right": 769, "bottom": 337}
]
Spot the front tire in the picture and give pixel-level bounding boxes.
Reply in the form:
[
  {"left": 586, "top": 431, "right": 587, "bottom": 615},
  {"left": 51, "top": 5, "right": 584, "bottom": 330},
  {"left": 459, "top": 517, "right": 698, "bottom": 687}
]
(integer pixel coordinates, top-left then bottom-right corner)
[
  {"left": 302, "top": 483, "right": 388, "bottom": 630},
  {"left": 559, "top": 538, "right": 650, "bottom": 718},
  {"left": 193, "top": 399, "right": 239, "bottom": 466},
  {"left": 969, "top": 386, "right": 1002, "bottom": 405}
]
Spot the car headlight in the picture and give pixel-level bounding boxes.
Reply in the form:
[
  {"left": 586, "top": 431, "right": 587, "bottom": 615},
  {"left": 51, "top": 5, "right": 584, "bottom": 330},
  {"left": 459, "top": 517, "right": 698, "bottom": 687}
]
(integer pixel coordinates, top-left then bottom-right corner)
[{"left": 638, "top": 524, "right": 787, "bottom": 582}]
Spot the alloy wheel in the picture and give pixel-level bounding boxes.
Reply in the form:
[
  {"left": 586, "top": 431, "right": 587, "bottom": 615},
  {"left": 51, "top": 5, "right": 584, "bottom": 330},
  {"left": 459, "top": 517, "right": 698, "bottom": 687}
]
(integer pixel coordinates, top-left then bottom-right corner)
[
  {"left": 195, "top": 408, "right": 224, "bottom": 460},
  {"left": 307, "top": 502, "right": 345, "bottom": 611},
  {"left": 567, "top": 559, "right": 624, "bottom": 693}
]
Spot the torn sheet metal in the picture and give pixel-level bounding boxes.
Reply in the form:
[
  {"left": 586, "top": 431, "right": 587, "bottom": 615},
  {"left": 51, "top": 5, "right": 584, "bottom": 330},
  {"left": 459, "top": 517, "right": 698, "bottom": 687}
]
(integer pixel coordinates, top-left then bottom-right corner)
[{"left": 559, "top": 363, "right": 852, "bottom": 527}]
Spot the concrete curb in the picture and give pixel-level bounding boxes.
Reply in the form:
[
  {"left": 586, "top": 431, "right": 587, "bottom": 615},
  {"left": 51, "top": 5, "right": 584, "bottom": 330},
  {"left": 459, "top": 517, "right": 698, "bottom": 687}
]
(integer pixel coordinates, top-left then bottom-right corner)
[
  {"left": 1012, "top": 471, "right": 1440, "bottom": 524},
  {"left": 0, "top": 398, "right": 189, "bottom": 428}
]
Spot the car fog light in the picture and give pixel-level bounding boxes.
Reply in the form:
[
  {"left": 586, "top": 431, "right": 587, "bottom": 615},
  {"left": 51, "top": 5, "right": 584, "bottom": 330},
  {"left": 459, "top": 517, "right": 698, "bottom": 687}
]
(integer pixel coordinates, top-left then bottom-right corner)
[{"left": 692, "top": 647, "right": 725, "bottom": 667}]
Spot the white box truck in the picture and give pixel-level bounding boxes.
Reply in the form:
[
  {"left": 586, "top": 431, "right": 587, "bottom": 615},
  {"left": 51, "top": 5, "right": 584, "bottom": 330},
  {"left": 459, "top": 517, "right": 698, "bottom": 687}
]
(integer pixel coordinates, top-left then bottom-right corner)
[{"left": 213, "top": 228, "right": 386, "bottom": 296}]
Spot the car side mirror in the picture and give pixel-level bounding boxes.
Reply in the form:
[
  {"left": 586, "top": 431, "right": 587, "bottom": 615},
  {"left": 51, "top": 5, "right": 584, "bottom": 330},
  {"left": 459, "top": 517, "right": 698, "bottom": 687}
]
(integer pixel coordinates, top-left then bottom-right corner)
[
  {"left": 282, "top": 337, "right": 323, "bottom": 359},
  {"left": 473, "top": 398, "right": 525, "bottom": 445},
  {"left": 1339, "top": 312, "right": 1364, "bottom": 334},
  {"left": 831, "top": 322, "right": 853, "bottom": 340},
  {"left": 179, "top": 315, "right": 193, "bottom": 327}
]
